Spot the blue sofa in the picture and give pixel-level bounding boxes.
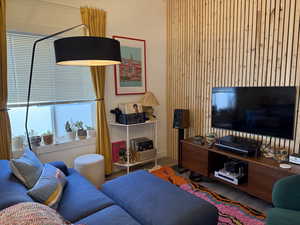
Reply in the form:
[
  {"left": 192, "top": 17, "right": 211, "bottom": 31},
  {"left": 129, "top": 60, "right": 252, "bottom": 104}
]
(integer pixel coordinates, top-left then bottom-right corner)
[{"left": 0, "top": 160, "right": 218, "bottom": 225}]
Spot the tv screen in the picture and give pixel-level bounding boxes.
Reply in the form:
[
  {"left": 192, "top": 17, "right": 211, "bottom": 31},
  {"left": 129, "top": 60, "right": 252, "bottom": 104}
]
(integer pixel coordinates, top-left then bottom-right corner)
[{"left": 212, "top": 87, "right": 296, "bottom": 139}]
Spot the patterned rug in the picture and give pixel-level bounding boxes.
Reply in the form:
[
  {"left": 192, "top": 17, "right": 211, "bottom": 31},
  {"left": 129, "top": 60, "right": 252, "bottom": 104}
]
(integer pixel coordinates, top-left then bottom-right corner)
[{"left": 150, "top": 166, "right": 266, "bottom": 225}]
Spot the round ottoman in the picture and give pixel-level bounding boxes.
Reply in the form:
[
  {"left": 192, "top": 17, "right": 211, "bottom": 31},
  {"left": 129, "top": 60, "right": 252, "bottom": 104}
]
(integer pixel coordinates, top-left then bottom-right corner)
[{"left": 74, "top": 154, "right": 105, "bottom": 188}]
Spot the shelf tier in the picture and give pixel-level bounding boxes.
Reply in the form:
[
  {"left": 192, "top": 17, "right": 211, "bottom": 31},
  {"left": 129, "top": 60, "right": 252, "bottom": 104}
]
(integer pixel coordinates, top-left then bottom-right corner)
[
  {"left": 109, "top": 120, "right": 157, "bottom": 127},
  {"left": 114, "top": 157, "right": 156, "bottom": 167}
]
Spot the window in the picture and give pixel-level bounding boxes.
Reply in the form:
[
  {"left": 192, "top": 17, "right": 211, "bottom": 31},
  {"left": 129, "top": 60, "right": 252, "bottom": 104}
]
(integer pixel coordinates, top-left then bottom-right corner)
[{"left": 7, "top": 32, "right": 96, "bottom": 149}]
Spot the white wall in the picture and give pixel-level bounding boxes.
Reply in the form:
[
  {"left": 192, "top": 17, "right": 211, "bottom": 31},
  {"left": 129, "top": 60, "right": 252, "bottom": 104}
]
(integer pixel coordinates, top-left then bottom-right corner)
[{"left": 7, "top": 0, "right": 167, "bottom": 165}]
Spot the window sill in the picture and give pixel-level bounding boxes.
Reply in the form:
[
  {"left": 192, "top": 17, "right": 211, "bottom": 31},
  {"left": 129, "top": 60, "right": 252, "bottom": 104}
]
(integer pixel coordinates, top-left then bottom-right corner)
[{"left": 12, "top": 137, "right": 96, "bottom": 157}]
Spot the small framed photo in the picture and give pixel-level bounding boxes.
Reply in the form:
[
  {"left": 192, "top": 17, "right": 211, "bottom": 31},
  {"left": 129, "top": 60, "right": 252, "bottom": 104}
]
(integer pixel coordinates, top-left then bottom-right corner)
[{"left": 113, "top": 36, "right": 147, "bottom": 95}]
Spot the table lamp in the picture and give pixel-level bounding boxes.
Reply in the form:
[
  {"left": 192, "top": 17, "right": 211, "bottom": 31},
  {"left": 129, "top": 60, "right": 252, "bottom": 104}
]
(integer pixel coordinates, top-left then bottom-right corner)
[
  {"left": 25, "top": 24, "right": 121, "bottom": 150},
  {"left": 140, "top": 92, "right": 159, "bottom": 120}
]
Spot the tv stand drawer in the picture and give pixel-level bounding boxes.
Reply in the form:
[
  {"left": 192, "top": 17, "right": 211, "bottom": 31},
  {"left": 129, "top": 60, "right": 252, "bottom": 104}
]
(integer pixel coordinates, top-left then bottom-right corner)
[{"left": 182, "top": 143, "right": 209, "bottom": 176}]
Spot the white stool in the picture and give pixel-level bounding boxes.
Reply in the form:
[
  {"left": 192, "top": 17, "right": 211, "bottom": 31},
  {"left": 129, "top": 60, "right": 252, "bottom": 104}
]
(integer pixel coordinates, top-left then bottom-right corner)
[{"left": 74, "top": 154, "right": 105, "bottom": 188}]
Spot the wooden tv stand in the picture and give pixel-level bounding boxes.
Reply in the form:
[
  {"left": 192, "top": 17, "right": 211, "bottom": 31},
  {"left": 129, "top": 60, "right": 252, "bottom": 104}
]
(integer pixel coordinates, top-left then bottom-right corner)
[{"left": 182, "top": 138, "right": 300, "bottom": 203}]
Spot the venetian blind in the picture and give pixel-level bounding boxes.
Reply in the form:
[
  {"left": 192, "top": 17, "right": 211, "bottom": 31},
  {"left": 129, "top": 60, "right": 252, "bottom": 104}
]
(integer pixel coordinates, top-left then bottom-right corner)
[{"left": 7, "top": 32, "right": 95, "bottom": 105}]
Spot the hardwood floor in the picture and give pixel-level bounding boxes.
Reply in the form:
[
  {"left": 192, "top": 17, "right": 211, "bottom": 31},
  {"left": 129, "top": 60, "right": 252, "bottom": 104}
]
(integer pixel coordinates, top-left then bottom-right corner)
[{"left": 107, "top": 157, "right": 272, "bottom": 213}]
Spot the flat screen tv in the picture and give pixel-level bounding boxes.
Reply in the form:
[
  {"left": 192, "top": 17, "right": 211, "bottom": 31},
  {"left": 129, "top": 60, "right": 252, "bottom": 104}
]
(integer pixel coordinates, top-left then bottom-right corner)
[{"left": 212, "top": 87, "right": 296, "bottom": 139}]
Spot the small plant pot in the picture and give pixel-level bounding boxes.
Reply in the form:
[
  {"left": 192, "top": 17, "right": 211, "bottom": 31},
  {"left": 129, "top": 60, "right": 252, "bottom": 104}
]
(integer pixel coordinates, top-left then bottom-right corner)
[
  {"left": 43, "top": 135, "right": 54, "bottom": 145},
  {"left": 30, "top": 136, "right": 42, "bottom": 147},
  {"left": 66, "top": 131, "right": 76, "bottom": 141},
  {"left": 12, "top": 136, "right": 24, "bottom": 150},
  {"left": 87, "top": 129, "right": 96, "bottom": 138},
  {"left": 77, "top": 129, "right": 87, "bottom": 140}
]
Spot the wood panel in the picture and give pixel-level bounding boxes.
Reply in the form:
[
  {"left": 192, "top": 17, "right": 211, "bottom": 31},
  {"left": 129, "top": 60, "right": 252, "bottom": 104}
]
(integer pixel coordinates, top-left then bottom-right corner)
[
  {"left": 248, "top": 163, "right": 291, "bottom": 202},
  {"left": 182, "top": 142, "right": 209, "bottom": 176},
  {"left": 167, "top": 0, "right": 300, "bottom": 159}
]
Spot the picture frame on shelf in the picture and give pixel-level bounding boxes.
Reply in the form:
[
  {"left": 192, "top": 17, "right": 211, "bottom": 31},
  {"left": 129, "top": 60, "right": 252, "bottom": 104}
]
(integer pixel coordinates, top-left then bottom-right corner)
[
  {"left": 113, "top": 36, "right": 147, "bottom": 95},
  {"left": 112, "top": 140, "right": 126, "bottom": 163}
]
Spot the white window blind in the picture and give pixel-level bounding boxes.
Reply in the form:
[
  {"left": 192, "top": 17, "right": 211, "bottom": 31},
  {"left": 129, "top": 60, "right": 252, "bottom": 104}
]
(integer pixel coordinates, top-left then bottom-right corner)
[{"left": 7, "top": 32, "right": 95, "bottom": 105}]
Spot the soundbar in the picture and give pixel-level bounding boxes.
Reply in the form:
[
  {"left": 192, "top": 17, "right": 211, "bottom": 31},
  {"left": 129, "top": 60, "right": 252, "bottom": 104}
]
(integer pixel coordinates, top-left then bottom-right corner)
[{"left": 215, "top": 135, "right": 261, "bottom": 157}]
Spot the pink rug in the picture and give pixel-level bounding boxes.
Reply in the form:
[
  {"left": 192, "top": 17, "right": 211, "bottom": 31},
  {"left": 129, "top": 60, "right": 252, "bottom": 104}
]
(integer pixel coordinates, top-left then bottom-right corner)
[{"left": 180, "top": 183, "right": 265, "bottom": 225}]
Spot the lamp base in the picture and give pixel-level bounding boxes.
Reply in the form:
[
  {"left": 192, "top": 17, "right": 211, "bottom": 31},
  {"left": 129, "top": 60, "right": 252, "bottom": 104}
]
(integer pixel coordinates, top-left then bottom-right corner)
[{"left": 172, "top": 165, "right": 189, "bottom": 174}]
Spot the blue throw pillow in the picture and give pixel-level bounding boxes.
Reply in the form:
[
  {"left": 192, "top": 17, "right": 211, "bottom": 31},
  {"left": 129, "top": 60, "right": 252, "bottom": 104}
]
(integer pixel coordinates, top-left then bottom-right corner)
[
  {"left": 10, "top": 148, "right": 43, "bottom": 188},
  {"left": 27, "top": 164, "right": 67, "bottom": 209}
]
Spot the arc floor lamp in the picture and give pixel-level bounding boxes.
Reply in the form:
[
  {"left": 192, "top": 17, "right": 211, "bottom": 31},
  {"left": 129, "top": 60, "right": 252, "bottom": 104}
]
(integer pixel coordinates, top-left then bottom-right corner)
[{"left": 25, "top": 24, "right": 121, "bottom": 150}]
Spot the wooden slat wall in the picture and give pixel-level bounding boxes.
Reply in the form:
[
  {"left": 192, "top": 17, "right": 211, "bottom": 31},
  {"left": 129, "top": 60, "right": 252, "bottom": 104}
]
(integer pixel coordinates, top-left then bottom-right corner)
[{"left": 167, "top": 0, "right": 300, "bottom": 159}]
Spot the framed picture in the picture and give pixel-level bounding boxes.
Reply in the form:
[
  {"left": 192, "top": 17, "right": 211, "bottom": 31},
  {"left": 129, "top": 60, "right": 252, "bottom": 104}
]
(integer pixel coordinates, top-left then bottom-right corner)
[{"left": 113, "top": 36, "right": 147, "bottom": 95}]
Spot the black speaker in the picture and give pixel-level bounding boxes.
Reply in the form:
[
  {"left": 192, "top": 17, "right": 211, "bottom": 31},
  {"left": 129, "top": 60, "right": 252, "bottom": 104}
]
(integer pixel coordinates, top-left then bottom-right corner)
[
  {"left": 173, "top": 109, "right": 190, "bottom": 129},
  {"left": 172, "top": 109, "right": 189, "bottom": 174}
]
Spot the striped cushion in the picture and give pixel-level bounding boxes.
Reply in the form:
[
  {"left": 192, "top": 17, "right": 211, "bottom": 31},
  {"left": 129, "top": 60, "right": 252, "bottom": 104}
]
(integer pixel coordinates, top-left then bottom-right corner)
[
  {"left": 27, "top": 164, "right": 67, "bottom": 209},
  {"left": 10, "top": 148, "right": 43, "bottom": 188},
  {"left": 0, "top": 202, "right": 71, "bottom": 225}
]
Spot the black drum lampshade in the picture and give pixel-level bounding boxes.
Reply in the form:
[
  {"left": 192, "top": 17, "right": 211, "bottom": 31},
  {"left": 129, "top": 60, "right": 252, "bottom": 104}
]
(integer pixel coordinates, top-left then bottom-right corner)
[{"left": 54, "top": 36, "right": 121, "bottom": 66}]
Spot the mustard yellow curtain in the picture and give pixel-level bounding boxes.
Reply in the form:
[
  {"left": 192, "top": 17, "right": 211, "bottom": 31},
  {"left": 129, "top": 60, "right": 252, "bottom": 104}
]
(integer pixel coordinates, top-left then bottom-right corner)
[
  {"left": 80, "top": 7, "right": 112, "bottom": 174},
  {"left": 0, "top": 0, "right": 11, "bottom": 160}
]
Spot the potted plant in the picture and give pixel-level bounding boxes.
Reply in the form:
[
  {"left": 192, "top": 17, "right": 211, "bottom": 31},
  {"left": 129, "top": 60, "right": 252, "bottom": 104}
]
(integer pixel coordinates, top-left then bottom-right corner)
[
  {"left": 74, "top": 121, "right": 87, "bottom": 140},
  {"left": 29, "top": 129, "right": 42, "bottom": 147},
  {"left": 65, "top": 121, "right": 76, "bottom": 141},
  {"left": 12, "top": 135, "right": 24, "bottom": 150},
  {"left": 86, "top": 125, "right": 96, "bottom": 138},
  {"left": 42, "top": 130, "right": 54, "bottom": 145}
]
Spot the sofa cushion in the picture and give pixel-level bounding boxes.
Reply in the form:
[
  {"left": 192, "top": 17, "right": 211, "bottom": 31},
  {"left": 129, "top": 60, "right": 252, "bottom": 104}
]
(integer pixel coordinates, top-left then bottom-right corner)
[
  {"left": 27, "top": 164, "right": 67, "bottom": 209},
  {"left": 58, "top": 168, "right": 114, "bottom": 222},
  {"left": 10, "top": 148, "right": 43, "bottom": 188},
  {"left": 75, "top": 205, "right": 141, "bottom": 225},
  {"left": 0, "top": 202, "right": 71, "bottom": 225},
  {"left": 102, "top": 170, "right": 218, "bottom": 225},
  {"left": 0, "top": 160, "right": 33, "bottom": 211}
]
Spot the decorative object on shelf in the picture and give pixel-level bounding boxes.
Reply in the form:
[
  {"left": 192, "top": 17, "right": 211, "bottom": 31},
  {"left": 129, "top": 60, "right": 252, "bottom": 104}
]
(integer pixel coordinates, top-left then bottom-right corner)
[
  {"left": 64, "top": 121, "right": 76, "bottom": 141},
  {"left": 172, "top": 109, "right": 190, "bottom": 174},
  {"left": 140, "top": 92, "right": 160, "bottom": 120},
  {"left": 130, "top": 137, "right": 153, "bottom": 152},
  {"left": 279, "top": 163, "right": 292, "bottom": 169},
  {"left": 192, "top": 135, "right": 205, "bottom": 145},
  {"left": 12, "top": 136, "right": 24, "bottom": 150},
  {"left": 74, "top": 121, "right": 87, "bottom": 140},
  {"left": 42, "top": 131, "right": 54, "bottom": 145},
  {"left": 136, "top": 149, "right": 156, "bottom": 161},
  {"left": 119, "top": 148, "right": 137, "bottom": 164},
  {"left": 86, "top": 126, "right": 96, "bottom": 138},
  {"left": 205, "top": 133, "right": 218, "bottom": 147},
  {"left": 29, "top": 130, "right": 41, "bottom": 147},
  {"left": 24, "top": 23, "right": 121, "bottom": 151},
  {"left": 118, "top": 103, "right": 143, "bottom": 114},
  {"left": 113, "top": 36, "right": 147, "bottom": 95},
  {"left": 110, "top": 107, "right": 146, "bottom": 125},
  {"left": 112, "top": 141, "right": 126, "bottom": 163},
  {"left": 275, "top": 147, "right": 289, "bottom": 163},
  {"left": 260, "top": 142, "right": 275, "bottom": 158}
]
